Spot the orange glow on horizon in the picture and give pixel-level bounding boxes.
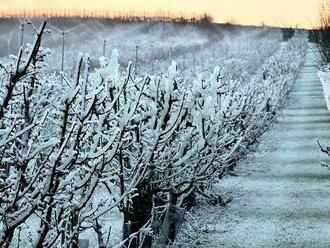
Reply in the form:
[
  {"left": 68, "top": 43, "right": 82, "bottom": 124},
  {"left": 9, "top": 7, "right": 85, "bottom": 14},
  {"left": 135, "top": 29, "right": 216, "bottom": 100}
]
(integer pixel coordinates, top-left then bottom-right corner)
[{"left": 0, "top": 0, "right": 323, "bottom": 28}]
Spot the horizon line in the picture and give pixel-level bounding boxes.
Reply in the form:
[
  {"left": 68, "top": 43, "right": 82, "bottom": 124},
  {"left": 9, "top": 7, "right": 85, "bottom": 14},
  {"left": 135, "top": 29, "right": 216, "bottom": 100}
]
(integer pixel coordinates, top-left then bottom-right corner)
[{"left": 0, "top": 8, "right": 315, "bottom": 29}]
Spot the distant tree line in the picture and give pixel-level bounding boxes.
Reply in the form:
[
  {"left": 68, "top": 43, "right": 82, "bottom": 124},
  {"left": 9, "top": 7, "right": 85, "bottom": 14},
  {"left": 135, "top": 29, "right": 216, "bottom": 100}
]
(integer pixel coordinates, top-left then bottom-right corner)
[
  {"left": 0, "top": 8, "right": 213, "bottom": 24},
  {"left": 309, "top": 3, "right": 330, "bottom": 64},
  {"left": 281, "top": 28, "right": 295, "bottom": 41}
]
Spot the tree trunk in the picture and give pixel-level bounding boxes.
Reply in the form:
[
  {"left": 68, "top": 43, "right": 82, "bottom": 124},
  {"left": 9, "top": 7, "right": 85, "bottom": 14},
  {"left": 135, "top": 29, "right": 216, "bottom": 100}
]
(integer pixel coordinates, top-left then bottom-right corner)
[
  {"left": 0, "top": 228, "right": 15, "bottom": 248},
  {"left": 35, "top": 203, "right": 53, "bottom": 248},
  {"left": 159, "top": 191, "right": 185, "bottom": 246},
  {"left": 71, "top": 211, "right": 79, "bottom": 248},
  {"left": 122, "top": 179, "right": 153, "bottom": 248}
]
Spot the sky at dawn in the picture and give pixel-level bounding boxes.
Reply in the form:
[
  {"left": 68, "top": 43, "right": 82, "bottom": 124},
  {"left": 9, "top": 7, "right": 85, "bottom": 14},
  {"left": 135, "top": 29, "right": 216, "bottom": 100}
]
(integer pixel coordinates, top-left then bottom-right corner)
[{"left": 0, "top": 0, "right": 324, "bottom": 28}]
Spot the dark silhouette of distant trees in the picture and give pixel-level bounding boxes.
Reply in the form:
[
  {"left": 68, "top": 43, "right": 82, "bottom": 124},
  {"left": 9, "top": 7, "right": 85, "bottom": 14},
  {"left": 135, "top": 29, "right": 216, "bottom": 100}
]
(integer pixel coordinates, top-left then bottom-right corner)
[
  {"left": 281, "top": 28, "right": 295, "bottom": 41},
  {"left": 310, "top": 3, "right": 330, "bottom": 64},
  {"left": 0, "top": 8, "right": 213, "bottom": 25}
]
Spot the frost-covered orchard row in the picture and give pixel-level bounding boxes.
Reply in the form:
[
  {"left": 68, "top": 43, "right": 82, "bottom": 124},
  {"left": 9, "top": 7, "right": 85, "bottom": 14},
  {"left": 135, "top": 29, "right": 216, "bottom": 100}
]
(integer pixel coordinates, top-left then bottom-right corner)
[{"left": 0, "top": 21, "right": 307, "bottom": 248}]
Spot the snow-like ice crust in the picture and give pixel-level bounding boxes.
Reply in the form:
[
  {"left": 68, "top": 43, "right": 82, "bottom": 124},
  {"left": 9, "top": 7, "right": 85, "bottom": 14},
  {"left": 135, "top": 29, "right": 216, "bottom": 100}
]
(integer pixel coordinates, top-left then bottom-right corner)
[
  {"left": 174, "top": 46, "right": 330, "bottom": 248},
  {"left": 0, "top": 22, "right": 308, "bottom": 247},
  {"left": 318, "top": 70, "right": 330, "bottom": 113}
]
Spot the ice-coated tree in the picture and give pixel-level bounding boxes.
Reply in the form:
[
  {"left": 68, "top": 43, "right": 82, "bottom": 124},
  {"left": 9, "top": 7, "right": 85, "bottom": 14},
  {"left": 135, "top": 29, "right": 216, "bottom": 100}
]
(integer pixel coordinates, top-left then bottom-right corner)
[{"left": 0, "top": 20, "right": 307, "bottom": 248}]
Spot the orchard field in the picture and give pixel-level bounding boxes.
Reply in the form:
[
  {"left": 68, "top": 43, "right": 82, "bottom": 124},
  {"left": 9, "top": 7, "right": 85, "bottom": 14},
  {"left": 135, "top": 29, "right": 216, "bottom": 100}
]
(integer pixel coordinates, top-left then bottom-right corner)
[{"left": 0, "top": 19, "right": 313, "bottom": 248}]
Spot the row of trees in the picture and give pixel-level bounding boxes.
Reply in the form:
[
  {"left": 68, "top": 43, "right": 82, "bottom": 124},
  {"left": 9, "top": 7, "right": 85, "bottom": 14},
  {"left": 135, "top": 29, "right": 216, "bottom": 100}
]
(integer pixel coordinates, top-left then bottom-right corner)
[
  {"left": 0, "top": 21, "right": 307, "bottom": 247},
  {"left": 315, "top": 3, "right": 330, "bottom": 189},
  {"left": 0, "top": 9, "right": 213, "bottom": 25},
  {"left": 309, "top": 3, "right": 330, "bottom": 64}
]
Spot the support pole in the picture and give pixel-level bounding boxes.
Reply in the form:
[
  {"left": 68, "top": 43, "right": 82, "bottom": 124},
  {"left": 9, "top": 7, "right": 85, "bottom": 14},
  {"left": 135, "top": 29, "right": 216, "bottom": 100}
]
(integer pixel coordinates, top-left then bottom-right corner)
[
  {"left": 103, "top": 39, "right": 106, "bottom": 57},
  {"left": 19, "top": 23, "right": 24, "bottom": 49},
  {"left": 135, "top": 45, "right": 139, "bottom": 76},
  {"left": 200, "top": 45, "right": 204, "bottom": 69},
  {"left": 61, "top": 31, "right": 65, "bottom": 72},
  {"left": 193, "top": 52, "right": 196, "bottom": 73},
  {"left": 151, "top": 44, "right": 154, "bottom": 74}
]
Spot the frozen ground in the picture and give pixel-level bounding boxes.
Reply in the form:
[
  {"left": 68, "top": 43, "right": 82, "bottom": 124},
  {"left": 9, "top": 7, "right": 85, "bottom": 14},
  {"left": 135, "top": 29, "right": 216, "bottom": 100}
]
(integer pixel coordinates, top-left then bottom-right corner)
[{"left": 181, "top": 45, "right": 330, "bottom": 247}]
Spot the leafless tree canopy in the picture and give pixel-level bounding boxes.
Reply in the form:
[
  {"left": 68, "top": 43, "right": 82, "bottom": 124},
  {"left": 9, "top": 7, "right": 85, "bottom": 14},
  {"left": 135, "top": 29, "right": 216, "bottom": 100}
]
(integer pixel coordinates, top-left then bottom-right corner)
[{"left": 0, "top": 20, "right": 307, "bottom": 247}]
